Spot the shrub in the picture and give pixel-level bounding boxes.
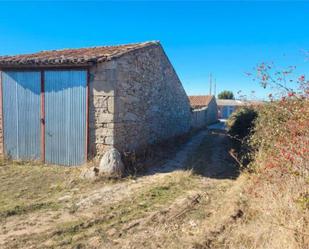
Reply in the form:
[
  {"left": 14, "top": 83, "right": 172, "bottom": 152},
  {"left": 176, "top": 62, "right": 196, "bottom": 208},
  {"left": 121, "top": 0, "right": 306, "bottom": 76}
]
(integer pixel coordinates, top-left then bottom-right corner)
[
  {"left": 250, "top": 98, "right": 309, "bottom": 176},
  {"left": 226, "top": 107, "right": 258, "bottom": 168},
  {"left": 226, "top": 62, "right": 309, "bottom": 248},
  {"left": 226, "top": 107, "right": 258, "bottom": 140}
]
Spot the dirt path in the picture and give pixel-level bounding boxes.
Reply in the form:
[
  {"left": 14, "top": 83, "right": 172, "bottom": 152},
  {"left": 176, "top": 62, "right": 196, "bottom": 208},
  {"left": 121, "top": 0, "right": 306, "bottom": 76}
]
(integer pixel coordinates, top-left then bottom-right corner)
[
  {"left": 76, "top": 130, "right": 209, "bottom": 210},
  {"left": 0, "top": 124, "right": 246, "bottom": 249}
]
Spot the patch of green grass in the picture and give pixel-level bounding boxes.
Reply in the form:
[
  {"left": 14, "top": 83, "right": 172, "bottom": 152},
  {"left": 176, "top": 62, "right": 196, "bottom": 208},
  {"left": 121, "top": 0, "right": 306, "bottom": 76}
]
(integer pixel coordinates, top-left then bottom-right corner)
[
  {"left": 0, "top": 159, "right": 119, "bottom": 218},
  {"left": 0, "top": 201, "right": 59, "bottom": 219},
  {"left": 297, "top": 192, "right": 309, "bottom": 210},
  {"left": 0, "top": 161, "right": 73, "bottom": 214}
]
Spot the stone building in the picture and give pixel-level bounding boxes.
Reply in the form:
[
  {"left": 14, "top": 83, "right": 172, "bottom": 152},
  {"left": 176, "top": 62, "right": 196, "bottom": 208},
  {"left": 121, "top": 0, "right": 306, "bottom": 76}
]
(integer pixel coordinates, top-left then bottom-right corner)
[
  {"left": 189, "top": 95, "right": 218, "bottom": 128},
  {"left": 0, "top": 41, "right": 191, "bottom": 166}
]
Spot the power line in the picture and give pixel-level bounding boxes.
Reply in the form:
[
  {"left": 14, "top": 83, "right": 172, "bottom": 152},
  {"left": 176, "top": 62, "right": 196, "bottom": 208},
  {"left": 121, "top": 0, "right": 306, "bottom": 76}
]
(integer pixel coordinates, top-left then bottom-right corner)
[{"left": 209, "top": 73, "right": 212, "bottom": 95}]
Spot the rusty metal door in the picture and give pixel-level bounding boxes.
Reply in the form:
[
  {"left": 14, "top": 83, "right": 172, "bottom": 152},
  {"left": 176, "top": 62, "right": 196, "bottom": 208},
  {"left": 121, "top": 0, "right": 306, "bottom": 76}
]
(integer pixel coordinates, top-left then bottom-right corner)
[
  {"left": 44, "top": 70, "right": 87, "bottom": 166},
  {"left": 1, "top": 71, "right": 41, "bottom": 160}
]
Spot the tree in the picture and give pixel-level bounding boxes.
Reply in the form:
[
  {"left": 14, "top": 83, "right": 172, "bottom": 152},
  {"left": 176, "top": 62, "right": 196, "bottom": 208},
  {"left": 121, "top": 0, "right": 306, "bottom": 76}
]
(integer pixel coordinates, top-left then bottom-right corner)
[{"left": 218, "top": 90, "right": 235, "bottom": 99}]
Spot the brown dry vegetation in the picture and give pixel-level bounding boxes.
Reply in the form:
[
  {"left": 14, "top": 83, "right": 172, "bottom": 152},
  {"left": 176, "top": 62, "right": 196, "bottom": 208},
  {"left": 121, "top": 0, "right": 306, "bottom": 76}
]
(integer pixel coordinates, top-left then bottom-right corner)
[{"left": 223, "top": 98, "right": 309, "bottom": 249}]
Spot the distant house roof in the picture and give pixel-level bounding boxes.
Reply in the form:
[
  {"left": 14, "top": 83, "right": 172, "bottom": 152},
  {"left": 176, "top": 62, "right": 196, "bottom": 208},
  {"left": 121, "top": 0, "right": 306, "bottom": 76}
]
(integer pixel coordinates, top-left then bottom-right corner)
[
  {"left": 188, "top": 95, "right": 215, "bottom": 108},
  {"left": 0, "top": 41, "right": 159, "bottom": 67},
  {"left": 216, "top": 99, "right": 245, "bottom": 106},
  {"left": 217, "top": 99, "right": 265, "bottom": 106}
]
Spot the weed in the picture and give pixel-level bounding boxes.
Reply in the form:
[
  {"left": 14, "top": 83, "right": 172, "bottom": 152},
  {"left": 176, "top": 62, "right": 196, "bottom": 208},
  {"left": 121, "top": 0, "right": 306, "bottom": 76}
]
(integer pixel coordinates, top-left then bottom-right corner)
[{"left": 0, "top": 202, "right": 58, "bottom": 219}]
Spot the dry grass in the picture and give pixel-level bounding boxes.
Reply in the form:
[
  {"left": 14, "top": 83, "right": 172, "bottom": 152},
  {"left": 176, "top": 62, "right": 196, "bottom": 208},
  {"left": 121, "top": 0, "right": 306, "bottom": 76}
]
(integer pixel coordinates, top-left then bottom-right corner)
[
  {"left": 0, "top": 168, "right": 206, "bottom": 249},
  {"left": 0, "top": 130, "right": 244, "bottom": 249},
  {"left": 219, "top": 174, "right": 309, "bottom": 249},
  {"left": 0, "top": 159, "right": 121, "bottom": 220},
  {"left": 0, "top": 156, "right": 212, "bottom": 248},
  {"left": 220, "top": 98, "right": 309, "bottom": 249},
  {"left": 2, "top": 126, "right": 305, "bottom": 249}
]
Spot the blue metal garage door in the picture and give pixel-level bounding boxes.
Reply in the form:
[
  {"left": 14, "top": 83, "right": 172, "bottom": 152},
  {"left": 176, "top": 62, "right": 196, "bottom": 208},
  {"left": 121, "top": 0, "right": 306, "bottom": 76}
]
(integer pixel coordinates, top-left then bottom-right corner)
[
  {"left": 222, "top": 106, "right": 229, "bottom": 119},
  {"left": 44, "top": 70, "right": 87, "bottom": 166},
  {"left": 2, "top": 71, "right": 41, "bottom": 160}
]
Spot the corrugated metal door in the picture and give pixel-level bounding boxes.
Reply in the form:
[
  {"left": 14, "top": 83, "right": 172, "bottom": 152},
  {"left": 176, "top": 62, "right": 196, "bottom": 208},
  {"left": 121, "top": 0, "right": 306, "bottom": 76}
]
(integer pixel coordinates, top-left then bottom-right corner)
[
  {"left": 2, "top": 71, "right": 41, "bottom": 160},
  {"left": 44, "top": 70, "right": 87, "bottom": 166}
]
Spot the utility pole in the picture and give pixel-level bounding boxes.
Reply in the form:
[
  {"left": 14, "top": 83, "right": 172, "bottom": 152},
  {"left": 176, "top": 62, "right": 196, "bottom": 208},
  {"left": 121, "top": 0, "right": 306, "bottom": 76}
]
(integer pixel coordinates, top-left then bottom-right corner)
[
  {"left": 209, "top": 73, "right": 212, "bottom": 95},
  {"left": 214, "top": 78, "right": 217, "bottom": 97}
]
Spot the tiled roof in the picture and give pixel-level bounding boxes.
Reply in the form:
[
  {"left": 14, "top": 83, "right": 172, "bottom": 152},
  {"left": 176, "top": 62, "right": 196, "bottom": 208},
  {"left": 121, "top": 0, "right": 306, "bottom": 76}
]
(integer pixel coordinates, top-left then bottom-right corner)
[
  {"left": 216, "top": 99, "right": 245, "bottom": 106},
  {"left": 0, "top": 41, "right": 159, "bottom": 67},
  {"left": 188, "top": 95, "right": 214, "bottom": 108},
  {"left": 216, "top": 99, "right": 265, "bottom": 106}
]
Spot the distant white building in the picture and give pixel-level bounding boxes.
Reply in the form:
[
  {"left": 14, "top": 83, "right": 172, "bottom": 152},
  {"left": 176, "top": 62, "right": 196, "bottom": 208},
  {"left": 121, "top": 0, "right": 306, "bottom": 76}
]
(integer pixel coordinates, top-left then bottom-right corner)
[{"left": 217, "top": 99, "right": 264, "bottom": 119}]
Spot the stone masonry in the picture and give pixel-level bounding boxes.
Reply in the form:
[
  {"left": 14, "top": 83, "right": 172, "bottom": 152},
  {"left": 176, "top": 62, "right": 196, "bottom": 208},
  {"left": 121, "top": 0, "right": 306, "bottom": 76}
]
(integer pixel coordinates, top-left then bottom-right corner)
[
  {"left": 89, "top": 43, "right": 191, "bottom": 157},
  {"left": 88, "top": 60, "right": 117, "bottom": 158},
  {"left": 205, "top": 97, "right": 218, "bottom": 125}
]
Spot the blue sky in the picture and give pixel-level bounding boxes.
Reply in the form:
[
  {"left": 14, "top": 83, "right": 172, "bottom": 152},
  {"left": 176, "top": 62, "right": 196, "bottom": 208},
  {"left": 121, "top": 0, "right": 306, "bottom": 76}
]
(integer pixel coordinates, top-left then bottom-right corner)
[{"left": 0, "top": 1, "right": 308, "bottom": 99}]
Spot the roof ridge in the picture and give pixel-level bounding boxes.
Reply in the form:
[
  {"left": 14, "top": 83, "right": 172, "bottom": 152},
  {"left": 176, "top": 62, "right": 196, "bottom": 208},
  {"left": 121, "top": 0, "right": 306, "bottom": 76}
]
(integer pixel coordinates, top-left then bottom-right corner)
[
  {"left": 95, "top": 41, "right": 160, "bottom": 62},
  {"left": 0, "top": 41, "right": 161, "bottom": 66},
  {"left": 37, "top": 40, "right": 160, "bottom": 54}
]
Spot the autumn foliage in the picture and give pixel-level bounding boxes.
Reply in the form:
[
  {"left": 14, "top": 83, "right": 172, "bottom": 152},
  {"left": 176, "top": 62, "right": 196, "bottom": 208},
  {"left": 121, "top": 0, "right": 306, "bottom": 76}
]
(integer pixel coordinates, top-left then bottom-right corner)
[
  {"left": 225, "top": 64, "right": 309, "bottom": 248},
  {"left": 231, "top": 60, "right": 308, "bottom": 183},
  {"left": 250, "top": 98, "right": 309, "bottom": 176},
  {"left": 248, "top": 63, "right": 309, "bottom": 177}
]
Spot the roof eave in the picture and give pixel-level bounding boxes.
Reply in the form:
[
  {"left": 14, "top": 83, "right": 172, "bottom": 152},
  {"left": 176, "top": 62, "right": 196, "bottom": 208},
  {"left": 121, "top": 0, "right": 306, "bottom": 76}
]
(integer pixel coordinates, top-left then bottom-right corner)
[
  {"left": 0, "top": 41, "right": 161, "bottom": 68},
  {"left": 0, "top": 62, "right": 94, "bottom": 70}
]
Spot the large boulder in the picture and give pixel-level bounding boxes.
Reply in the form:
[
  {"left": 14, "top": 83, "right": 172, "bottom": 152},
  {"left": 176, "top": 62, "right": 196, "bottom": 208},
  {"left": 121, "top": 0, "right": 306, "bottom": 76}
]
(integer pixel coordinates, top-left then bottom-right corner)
[{"left": 99, "top": 148, "right": 124, "bottom": 176}]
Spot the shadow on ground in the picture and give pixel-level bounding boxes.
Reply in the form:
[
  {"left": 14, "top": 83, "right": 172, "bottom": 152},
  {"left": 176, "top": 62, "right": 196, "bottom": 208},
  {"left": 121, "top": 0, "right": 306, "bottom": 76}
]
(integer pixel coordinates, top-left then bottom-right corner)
[
  {"left": 186, "top": 129, "right": 239, "bottom": 180},
  {"left": 140, "top": 123, "right": 239, "bottom": 180}
]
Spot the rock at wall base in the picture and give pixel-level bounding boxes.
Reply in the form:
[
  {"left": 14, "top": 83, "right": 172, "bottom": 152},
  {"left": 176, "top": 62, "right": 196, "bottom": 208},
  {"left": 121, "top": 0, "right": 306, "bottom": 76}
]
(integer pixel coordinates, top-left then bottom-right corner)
[
  {"left": 80, "top": 148, "right": 124, "bottom": 179},
  {"left": 99, "top": 148, "right": 124, "bottom": 177}
]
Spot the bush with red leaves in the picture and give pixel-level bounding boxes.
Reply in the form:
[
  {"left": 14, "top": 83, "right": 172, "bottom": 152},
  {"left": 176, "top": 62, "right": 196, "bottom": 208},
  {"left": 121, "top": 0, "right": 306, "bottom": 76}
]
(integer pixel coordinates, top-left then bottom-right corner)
[{"left": 250, "top": 97, "right": 309, "bottom": 176}]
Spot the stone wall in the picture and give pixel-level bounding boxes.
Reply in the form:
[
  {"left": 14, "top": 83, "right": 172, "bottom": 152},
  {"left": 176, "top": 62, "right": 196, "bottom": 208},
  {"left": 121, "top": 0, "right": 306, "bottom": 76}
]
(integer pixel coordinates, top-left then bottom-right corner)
[
  {"left": 88, "top": 44, "right": 191, "bottom": 157},
  {"left": 191, "top": 107, "right": 208, "bottom": 129},
  {"left": 88, "top": 61, "right": 117, "bottom": 158},
  {"left": 190, "top": 97, "right": 218, "bottom": 129},
  {"left": 206, "top": 97, "right": 218, "bottom": 124},
  {"left": 112, "top": 44, "right": 191, "bottom": 153}
]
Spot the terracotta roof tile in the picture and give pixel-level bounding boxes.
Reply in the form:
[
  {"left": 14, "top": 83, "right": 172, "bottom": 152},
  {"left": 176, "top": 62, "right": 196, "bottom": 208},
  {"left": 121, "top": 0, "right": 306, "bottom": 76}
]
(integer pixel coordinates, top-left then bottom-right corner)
[
  {"left": 0, "top": 41, "right": 159, "bottom": 67},
  {"left": 188, "top": 95, "right": 214, "bottom": 108}
]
